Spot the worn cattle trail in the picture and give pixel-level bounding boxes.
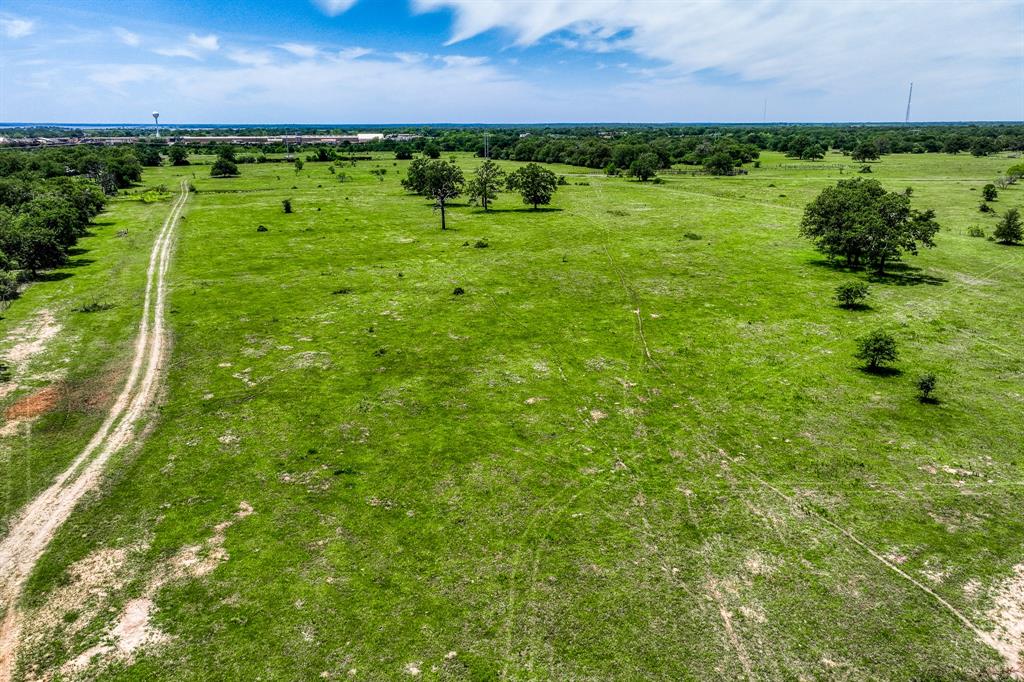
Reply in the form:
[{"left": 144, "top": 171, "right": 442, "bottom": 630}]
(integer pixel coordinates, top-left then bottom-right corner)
[{"left": 0, "top": 181, "right": 189, "bottom": 680}]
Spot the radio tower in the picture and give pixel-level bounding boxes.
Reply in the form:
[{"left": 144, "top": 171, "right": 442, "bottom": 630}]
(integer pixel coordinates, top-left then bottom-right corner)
[
  {"left": 152, "top": 111, "right": 160, "bottom": 137},
  {"left": 904, "top": 83, "right": 913, "bottom": 124}
]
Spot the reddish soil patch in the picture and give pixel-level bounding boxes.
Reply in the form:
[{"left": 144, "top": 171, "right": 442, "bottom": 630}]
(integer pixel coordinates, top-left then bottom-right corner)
[{"left": 5, "top": 386, "right": 61, "bottom": 420}]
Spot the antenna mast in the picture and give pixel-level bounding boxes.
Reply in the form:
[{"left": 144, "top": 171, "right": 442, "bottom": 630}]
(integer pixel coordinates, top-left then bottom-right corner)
[
  {"left": 904, "top": 82, "right": 913, "bottom": 124},
  {"left": 484, "top": 131, "right": 489, "bottom": 159}
]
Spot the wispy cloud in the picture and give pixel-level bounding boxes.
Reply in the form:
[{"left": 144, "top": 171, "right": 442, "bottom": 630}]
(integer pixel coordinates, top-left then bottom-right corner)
[
  {"left": 113, "top": 27, "right": 141, "bottom": 47},
  {"left": 275, "top": 42, "right": 319, "bottom": 59},
  {"left": 1, "top": 16, "right": 34, "bottom": 39},
  {"left": 227, "top": 48, "right": 273, "bottom": 66},
  {"left": 313, "top": 0, "right": 360, "bottom": 17},
  {"left": 153, "top": 32, "right": 219, "bottom": 60}
]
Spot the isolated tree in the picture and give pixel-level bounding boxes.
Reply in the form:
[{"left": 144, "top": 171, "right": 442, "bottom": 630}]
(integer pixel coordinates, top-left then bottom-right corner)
[
  {"left": 629, "top": 152, "right": 660, "bottom": 182},
  {"left": 801, "top": 144, "right": 826, "bottom": 161},
  {"left": 851, "top": 141, "right": 880, "bottom": 163},
  {"left": 395, "top": 145, "right": 413, "bottom": 160},
  {"left": 401, "top": 157, "right": 430, "bottom": 194},
  {"left": 466, "top": 158, "right": 505, "bottom": 211},
  {"left": 215, "top": 144, "right": 237, "bottom": 162},
  {"left": 282, "top": 198, "right": 293, "bottom": 214},
  {"left": 994, "top": 207, "right": 1023, "bottom": 244},
  {"left": 167, "top": 145, "right": 190, "bottom": 166},
  {"left": 982, "top": 183, "right": 998, "bottom": 201},
  {"left": 800, "top": 178, "right": 939, "bottom": 274},
  {"left": 423, "top": 142, "right": 441, "bottom": 159},
  {"left": 506, "top": 163, "right": 558, "bottom": 209},
  {"left": 294, "top": 158, "right": 304, "bottom": 173},
  {"left": 422, "top": 160, "right": 464, "bottom": 230},
  {"left": 835, "top": 281, "right": 869, "bottom": 308},
  {"left": 855, "top": 329, "right": 898, "bottom": 371},
  {"left": 917, "top": 373, "right": 937, "bottom": 402},
  {"left": 210, "top": 157, "right": 239, "bottom": 177},
  {"left": 703, "top": 152, "right": 735, "bottom": 176}
]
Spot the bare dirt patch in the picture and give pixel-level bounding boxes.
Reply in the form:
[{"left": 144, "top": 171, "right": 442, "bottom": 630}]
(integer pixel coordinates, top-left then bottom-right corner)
[
  {"left": 0, "top": 310, "right": 62, "bottom": 403},
  {"left": 982, "top": 563, "right": 1024, "bottom": 677},
  {"left": 4, "top": 386, "right": 60, "bottom": 421}
]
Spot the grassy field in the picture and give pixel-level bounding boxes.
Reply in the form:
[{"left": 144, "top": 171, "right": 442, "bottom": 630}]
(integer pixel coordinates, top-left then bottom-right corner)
[{"left": 4, "top": 150, "right": 1024, "bottom": 680}]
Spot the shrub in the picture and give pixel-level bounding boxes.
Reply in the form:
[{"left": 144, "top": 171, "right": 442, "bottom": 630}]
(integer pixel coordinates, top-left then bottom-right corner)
[
  {"left": 994, "top": 207, "right": 1023, "bottom": 244},
  {"left": 835, "top": 281, "right": 869, "bottom": 308},
  {"left": 452, "top": 286, "right": 465, "bottom": 296},
  {"left": 0, "top": 361, "right": 11, "bottom": 383},
  {"left": 968, "top": 225, "right": 985, "bottom": 237},
  {"left": 979, "top": 202, "right": 993, "bottom": 213},
  {"left": 917, "top": 373, "right": 937, "bottom": 402},
  {"left": 982, "top": 183, "right": 998, "bottom": 201},
  {"left": 474, "top": 240, "right": 489, "bottom": 249},
  {"left": 74, "top": 298, "right": 114, "bottom": 313},
  {"left": 855, "top": 329, "right": 898, "bottom": 371},
  {"left": 683, "top": 232, "right": 703, "bottom": 240},
  {"left": 557, "top": 175, "right": 568, "bottom": 186},
  {"left": 257, "top": 225, "right": 268, "bottom": 232},
  {"left": 282, "top": 199, "right": 293, "bottom": 214},
  {"left": 858, "top": 165, "right": 872, "bottom": 173}
]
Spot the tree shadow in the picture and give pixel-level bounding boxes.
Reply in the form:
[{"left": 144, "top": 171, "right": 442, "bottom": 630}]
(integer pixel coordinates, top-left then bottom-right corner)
[
  {"left": 838, "top": 303, "right": 873, "bottom": 312},
  {"left": 35, "top": 272, "right": 73, "bottom": 282},
  {"left": 806, "top": 259, "right": 945, "bottom": 286},
  {"left": 91, "top": 220, "right": 116, "bottom": 228},
  {"left": 918, "top": 396, "right": 941, "bottom": 405},
  {"left": 494, "top": 207, "right": 564, "bottom": 214},
  {"left": 66, "top": 258, "right": 96, "bottom": 268},
  {"left": 67, "top": 246, "right": 91, "bottom": 257},
  {"left": 858, "top": 365, "right": 903, "bottom": 378},
  {"left": 867, "top": 265, "right": 946, "bottom": 287}
]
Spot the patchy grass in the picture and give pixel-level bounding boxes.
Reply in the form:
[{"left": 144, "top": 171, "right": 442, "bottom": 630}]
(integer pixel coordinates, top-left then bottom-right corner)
[{"left": 9, "top": 151, "right": 1024, "bottom": 679}]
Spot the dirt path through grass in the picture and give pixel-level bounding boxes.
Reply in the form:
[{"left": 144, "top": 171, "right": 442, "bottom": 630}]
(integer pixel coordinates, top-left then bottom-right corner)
[{"left": 0, "top": 181, "right": 189, "bottom": 681}]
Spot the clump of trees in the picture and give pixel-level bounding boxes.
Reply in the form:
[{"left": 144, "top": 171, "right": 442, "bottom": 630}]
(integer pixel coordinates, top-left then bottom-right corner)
[
  {"left": 168, "top": 145, "right": 190, "bottom": 166},
  {"left": 211, "top": 145, "right": 239, "bottom": 177},
  {"left": 506, "top": 163, "right": 558, "bottom": 209},
  {"left": 800, "top": 178, "right": 939, "bottom": 274},
  {"left": 629, "top": 152, "right": 660, "bottom": 181}
]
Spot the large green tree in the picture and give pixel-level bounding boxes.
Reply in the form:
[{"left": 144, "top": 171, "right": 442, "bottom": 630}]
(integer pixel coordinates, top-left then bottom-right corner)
[
  {"left": 506, "top": 163, "right": 558, "bottom": 209},
  {"left": 629, "top": 152, "right": 660, "bottom": 182},
  {"left": 994, "top": 207, "right": 1022, "bottom": 244},
  {"left": 800, "top": 178, "right": 939, "bottom": 274},
  {"left": 466, "top": 158, "right": 505, "bottom": 210}
]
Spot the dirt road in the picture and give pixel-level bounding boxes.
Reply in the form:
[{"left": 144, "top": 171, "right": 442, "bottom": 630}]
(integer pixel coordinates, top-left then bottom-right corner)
[{"left": 0, "top": 181, "right": 189, "bottom": 680}]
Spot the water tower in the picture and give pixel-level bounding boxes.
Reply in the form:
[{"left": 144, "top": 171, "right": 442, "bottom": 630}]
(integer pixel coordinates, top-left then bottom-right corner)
[{"left": 152, "top": 111, "right": 160, "bottom": 137}]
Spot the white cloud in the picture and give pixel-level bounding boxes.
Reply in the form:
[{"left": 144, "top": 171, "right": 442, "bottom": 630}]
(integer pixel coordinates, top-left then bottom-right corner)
[
  {"left": 336, "top": 47, "right": 372, "bottom": 60},
  {"left": 275, "top": 42, "right": 319, "bottom": 59},
  {"left": 1, "top": 16, "right": 35, "bottom": 39},
  {"left": 153, "top": 46, "right": 202, "bottom": 60},
  {"left": 187, "top": 33, "right": 220, "bottom": 51},
  {"left": 227, "top": 48, "right": 273, "bottom": 66},
  {"left": 413, "top": 0, "right": 1023, "bottom": 98},
  {"left": 313, "top": 0, "right": 360, "bottom": 16},
  {"left": 114, "top": 27, "right": 141, "bottom": 47}
]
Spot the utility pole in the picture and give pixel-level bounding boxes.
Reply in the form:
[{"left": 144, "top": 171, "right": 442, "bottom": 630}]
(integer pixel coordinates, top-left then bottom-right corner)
[
  {"left": 484, "top": 131, "right": 489, "bottom": 159},
  {"left": 904, "top": 82, "right": 913, "bottom": 124}
]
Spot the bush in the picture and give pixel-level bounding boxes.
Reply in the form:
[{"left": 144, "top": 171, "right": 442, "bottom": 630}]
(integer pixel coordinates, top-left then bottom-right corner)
[
  {"left": 855, "top": 329, "right": 898, "bottom": 371},
  {"left": 452, "top": 287, "right": 465, "bottom": 296},
  {"left": 982, "top": 183, "right": 998, "bottom": 201},
  {"left": 968, "top": 225, "right": 985, "bottom": 238},
  {"left": 835, "top": 281, "right": 869, "bottom": 308},
  {"left": 979, "top": 202, "right": 993, "bottom": 213},
  {"left": 282, "top": 199, "right": 293, "bottom": 214},
  {"left": 683, "top": 232, "right": 702, "bottom": 240},
  {"left": 917, "top": 373, "right": 937, "bottom": 402},
  {"left": 257, "top": 225, "right": 268, "bottom": 232},
  {"left": 473, "top": 240, "right": 489, "bottom": 249},
  {"left": 210, "top": 157, "right": 239, "bottom": 178},
  {"left": 858, "top": 165, "right": 872, "bottom": 173},
  {"left": 994, "top": 207, "right": 1023, "bottom": 244}
]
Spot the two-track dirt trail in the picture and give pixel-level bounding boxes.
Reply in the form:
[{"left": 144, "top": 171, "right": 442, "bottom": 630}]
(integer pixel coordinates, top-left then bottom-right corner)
[{"left": 0, "top": 180, "right": 189, "bottom": 680}]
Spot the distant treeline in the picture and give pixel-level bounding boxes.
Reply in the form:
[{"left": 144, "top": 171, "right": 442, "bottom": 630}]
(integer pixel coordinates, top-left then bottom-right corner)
[{"left": 0, "top": 146, "right": 148, "bottom": 298}]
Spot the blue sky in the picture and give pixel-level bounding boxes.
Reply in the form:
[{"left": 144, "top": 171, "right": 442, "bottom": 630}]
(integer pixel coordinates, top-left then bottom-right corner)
[{"left": 2, "top": 0, "right": 1022, "bottom": 124}]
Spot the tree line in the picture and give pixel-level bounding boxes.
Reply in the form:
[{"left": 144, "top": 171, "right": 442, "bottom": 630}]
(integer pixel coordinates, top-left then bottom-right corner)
[{"left": 0, "top": 146, "right": 149, "bottom": 300}]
